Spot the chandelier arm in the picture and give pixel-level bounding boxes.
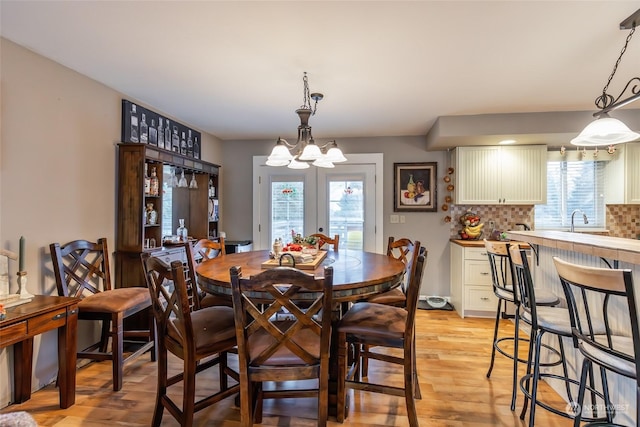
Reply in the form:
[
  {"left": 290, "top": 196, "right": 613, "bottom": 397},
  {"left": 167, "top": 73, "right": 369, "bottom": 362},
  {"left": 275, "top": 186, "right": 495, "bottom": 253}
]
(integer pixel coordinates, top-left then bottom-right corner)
[
  {"left": 278, "top": 138, "right": 297, "bottom": 149},
  {"left": 596, "top": 26, "right": 635, "bottom": 110},
  {"left": 594, "top": 78, "right": 640, "bottom": 117}
]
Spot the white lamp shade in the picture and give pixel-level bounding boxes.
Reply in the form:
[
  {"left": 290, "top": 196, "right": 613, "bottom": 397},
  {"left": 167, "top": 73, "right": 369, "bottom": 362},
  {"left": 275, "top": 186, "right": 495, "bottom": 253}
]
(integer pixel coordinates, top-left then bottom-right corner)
[
  {"left": 266, "top": 158, "right": 290, "bottom": 167},
  {"left": 571, "top": 116, "right": 640, "bottom": 146},
  {"left": 268, "top": 143, "right": 294, "bottom": 161},
  {"left": 287, "top": 158, "right": 310, "bottom": 169},
  {"left": 324, "top": 146, "right": 347, "bottom": 162},
  {"left": 298, "top": 142, "right": 323, "bottom": 161},
  {"left": 312, "top": 157, "right": 335, "bottom": 168}
]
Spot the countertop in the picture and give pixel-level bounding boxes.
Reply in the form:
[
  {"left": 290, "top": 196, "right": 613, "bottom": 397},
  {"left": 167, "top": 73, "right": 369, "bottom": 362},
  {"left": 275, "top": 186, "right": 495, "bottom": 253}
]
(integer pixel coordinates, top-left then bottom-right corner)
[
  {"left": 449, "top": 238, "right": 531, "bottom": 249},
  {"left": 504, "top": 230, "right": 640, "bottom": 264}
]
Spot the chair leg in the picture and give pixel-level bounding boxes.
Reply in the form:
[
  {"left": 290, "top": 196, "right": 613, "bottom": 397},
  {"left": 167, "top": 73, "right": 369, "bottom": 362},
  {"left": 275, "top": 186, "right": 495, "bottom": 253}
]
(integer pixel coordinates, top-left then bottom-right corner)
[
  {"left": 219, "top": 351, "right": 228, "bottom": 390},
  {"left": 362, "top": 344, "right": 370, "bottom": 377},
  {"left": 337, "top": 332, "right": 348, "bottom": 423},
  {"left": 510, "top": 312, "right": 520, "bottom": 411},
  {"left": 486, "top": 298, "right": 503, "bottom": 378},
  {"left": 404, "top": 344, "right": 419, "bottom": 427},
  {"left": 99, "top": 319, "right": 110, "bottom": 353},
  {"left": 182, "top": 357, "right": 197, "bottom": 427},
  {"left": 112, "top": 315, "right": 124, "bottom": 391},
  {"left": 149, "top": 311, "right": 157, "bottom": 362},
  {"left": 152, "top": 345, "right": 168, "bottom": 427},
  {"left": 572, "top": 358, "right": 590, "bottom": 427},
  {"left": 519, "top": 327, "right": 536, "bottom": 419},
  {"left": 411, "top": 334, "right": 422, "bottom": 399},
  {"left": 527, "top": 329, "right": 545, "bottom": 427}
]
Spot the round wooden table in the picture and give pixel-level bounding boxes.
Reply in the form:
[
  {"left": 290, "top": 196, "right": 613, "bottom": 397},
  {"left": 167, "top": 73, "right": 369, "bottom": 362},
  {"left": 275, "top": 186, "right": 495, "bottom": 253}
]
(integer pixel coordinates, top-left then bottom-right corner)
[
  {"left": 196, "top": 249, "right": 406, "bottom": 303},
  {"left": 196, "top": 248, "right": 406, "bottom": 419}
]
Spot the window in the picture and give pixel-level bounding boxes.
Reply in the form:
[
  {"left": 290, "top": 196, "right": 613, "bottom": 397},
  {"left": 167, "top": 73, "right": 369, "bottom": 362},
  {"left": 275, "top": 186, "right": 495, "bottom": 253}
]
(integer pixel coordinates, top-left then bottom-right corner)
[{"left": 535, "top": 160, "right": 605, "bottom": 229}]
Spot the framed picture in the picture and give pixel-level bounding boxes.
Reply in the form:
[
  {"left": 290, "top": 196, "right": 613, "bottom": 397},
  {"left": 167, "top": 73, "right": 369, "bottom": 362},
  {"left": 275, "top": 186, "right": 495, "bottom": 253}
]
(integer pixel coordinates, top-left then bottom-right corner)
[{"left": 394, "top": 162, "right": 437, "bottom": 212}]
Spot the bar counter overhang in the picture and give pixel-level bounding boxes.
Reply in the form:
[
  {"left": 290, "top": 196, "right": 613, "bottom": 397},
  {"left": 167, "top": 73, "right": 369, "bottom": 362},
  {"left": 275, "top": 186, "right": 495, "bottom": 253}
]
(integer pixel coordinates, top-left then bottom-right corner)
[{"left": 505, "top": 229, "right": 640, "bottom": 426}]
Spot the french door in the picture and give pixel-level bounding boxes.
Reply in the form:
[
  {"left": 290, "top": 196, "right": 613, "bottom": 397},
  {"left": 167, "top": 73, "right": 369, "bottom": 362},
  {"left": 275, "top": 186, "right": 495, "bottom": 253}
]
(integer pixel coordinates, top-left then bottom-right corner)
[{"left": 252, "top": 154, "right": 383, "bottom": 253}]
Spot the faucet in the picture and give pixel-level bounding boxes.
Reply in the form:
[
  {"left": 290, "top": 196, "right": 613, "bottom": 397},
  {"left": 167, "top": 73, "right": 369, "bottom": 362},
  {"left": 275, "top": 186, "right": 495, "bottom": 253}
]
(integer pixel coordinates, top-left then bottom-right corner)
[
  {"left": 570, "top": 209, "right": 589, "bottom": 232},
  {"left": 515, "top": 223, "right": 531, "bottom": 231}
]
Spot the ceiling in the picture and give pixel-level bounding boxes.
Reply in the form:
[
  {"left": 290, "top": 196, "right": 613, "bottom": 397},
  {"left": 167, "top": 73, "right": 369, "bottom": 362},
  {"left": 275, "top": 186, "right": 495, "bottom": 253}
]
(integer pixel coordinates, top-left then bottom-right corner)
[{"left": 2, "top": 1, "right": 640, "bottom": 150}]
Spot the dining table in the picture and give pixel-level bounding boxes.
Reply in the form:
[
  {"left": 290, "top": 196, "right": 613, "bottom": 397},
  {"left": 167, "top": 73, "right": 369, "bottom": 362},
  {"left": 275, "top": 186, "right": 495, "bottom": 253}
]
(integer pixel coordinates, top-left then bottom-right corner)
[{"left": 196, "top": 248, "right": 406, "bottom": 418}]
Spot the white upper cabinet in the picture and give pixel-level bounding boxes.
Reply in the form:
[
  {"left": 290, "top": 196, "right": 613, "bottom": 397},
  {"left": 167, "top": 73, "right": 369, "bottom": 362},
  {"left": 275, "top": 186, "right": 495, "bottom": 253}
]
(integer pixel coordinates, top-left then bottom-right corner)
[
  {"left": 453, "top": 145, "right": 547, "bottom": 205},
  {"left": 605, "top": 142, "right": 640, "bottom": 204}
]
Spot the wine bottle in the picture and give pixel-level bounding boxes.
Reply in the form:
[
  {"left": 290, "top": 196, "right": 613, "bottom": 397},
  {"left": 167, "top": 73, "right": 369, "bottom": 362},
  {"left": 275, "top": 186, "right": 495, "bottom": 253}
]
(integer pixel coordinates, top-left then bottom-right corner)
[
  {"left": 157, "top": 118, "right": 165, "bottom": 149},
  {"left": 140, "top": 113, "right": 148, "bottom": 143},
  {"left": 149, "top": 118, "right": 158, "bottom": 145},
  {"left": 130, "top": 103, "right": 139, "bottom": 142}
]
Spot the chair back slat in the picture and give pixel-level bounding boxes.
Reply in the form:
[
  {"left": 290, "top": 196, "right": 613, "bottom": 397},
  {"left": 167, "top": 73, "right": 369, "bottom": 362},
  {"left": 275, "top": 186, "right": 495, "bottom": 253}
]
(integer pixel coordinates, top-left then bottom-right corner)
[
  {"left": 310, "top": 233, "right": 339, "bottom": 251},
  {"left": 509, "top": 244, "right": 538, "bottom": 327},
  {"left": 404, "top": 251, "right": 428, "bottom": 336},
  {"left": 554, "top": 256, "right": 640, "bottom": 381},
  {"left": 50, "top": 238, "right": 112, "bottom": 298},
  {"left": 387, "top": 237, "right": 421, "bottom": 295},
  {"left": 192, "top": 237, "right": 226, "bottom": 263},
  {"left": 484, "top": 239, "right": 515, "bottom": 301}
]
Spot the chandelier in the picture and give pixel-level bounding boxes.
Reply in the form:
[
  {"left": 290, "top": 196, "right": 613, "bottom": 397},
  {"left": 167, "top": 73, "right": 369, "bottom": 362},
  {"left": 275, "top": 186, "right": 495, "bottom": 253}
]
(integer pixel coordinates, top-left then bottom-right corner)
[
  {"left": 266, "top": 72, "right": 347, "bottom": 169},
  {"left": 571, "top": 8, "right": 640, "bottom": 146}
]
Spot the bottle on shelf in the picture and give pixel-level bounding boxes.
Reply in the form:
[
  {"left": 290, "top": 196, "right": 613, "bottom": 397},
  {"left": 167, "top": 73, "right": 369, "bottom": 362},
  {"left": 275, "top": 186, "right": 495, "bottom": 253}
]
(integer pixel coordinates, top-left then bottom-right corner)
[
  {"left": 150, "top": 166, "right": 159, "bottom": 196},
  {"left": 146, "top": 202, "right": 157, "bottom": 225},
  {"left": 180, "top": 132, "right": 187, "bottom": 156},
  {"left": 187, "top": 130, "right": 193, "bottom": 157},
  {"left": 193, "top": 136, "right": 200, "bottom": 159},
  {"left": 144, "top": 163, "right": 151, "bottom": 195},
  {"left": 208, "top": 179, "right": 215, "bottom": 198},
  {"left": 130, "top": 103, "right": 139, "bottom": 142},
  {"left": 157, "top": 118, "right": 165, "bottom": 149},
  {"left": 171, "top": 126, "right": 180, "bottom": 152},
  {"left": 165, "top": 120, "right": 172, "bottom": 149},
  {"left": 176, "top": 219, "right": 188, "bottom": 241},
  {"left": 140, "top": 113, "right": 149, "bottom": 143},
  {"left": 149, "top": 118, "right": 158, "bottom": 145}
]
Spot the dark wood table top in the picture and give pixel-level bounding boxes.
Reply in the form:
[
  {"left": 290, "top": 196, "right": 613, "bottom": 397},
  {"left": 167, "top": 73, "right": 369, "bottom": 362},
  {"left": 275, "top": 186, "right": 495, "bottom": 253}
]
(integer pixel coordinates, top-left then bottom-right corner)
[{"left": 196, "top": 249, "right": 405, "bottom": 303}]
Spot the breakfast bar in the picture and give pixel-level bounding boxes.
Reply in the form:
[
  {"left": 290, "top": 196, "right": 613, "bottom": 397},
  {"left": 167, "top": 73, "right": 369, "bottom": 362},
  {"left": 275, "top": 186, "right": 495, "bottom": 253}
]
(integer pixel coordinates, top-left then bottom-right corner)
[{"left": 505, "top": 230, "right": 640, "bottom": 426}]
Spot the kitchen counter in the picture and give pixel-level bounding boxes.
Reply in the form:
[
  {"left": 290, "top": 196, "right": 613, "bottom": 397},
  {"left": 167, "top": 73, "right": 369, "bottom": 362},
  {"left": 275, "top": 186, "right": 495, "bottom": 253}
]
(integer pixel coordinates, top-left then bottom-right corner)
[
  {"left": 450, "top": 238, "right": 530, "bottom": 249},
  {"left": 504, "top": 230, "right": 640, "bottom": 264},
  {"left": 503, "top": 229, "right": 639, "bottom": 425}
]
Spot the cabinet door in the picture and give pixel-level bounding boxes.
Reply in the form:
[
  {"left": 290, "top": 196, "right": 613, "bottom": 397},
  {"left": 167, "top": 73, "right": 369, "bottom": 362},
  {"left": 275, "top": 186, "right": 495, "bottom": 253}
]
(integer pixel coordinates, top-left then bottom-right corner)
[
  {"left": 625, "top": 143, "right": 640, "bottom": 204},
  {"left": 455, "top": 147, "right": 500, "bottom": 204},
  {"left": 500, "top": 145, "right": 547, "bottom": 204}
]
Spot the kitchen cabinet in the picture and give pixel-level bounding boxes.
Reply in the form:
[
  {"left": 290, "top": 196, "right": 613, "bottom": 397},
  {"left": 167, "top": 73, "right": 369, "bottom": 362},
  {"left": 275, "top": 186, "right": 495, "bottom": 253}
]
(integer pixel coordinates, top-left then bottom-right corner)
[
  {"left": 115, "top": 143, "right": 220, "bottom": 288},
  {"left": 450, "top": 241, "right": 497, "bottom": 318},
  {"left": 605, "top": 142, "right": 640, "bottom": 204},
  {"left": 452, "top": 145, "right": 547, "bottom": 204}
]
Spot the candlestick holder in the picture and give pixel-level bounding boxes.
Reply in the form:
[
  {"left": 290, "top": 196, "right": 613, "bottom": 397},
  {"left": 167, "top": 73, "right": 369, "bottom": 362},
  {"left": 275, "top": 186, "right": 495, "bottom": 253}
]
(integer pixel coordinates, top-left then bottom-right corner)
[{"left": 17, "top": 271, "right": 33, "bottom": 299}]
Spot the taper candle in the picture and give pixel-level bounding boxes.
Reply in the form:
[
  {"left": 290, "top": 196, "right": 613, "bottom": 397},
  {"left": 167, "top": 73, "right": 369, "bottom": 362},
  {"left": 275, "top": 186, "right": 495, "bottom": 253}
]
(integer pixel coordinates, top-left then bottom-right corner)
[{"left": 19, "top": 236, "right": 25, "bottom": 272}]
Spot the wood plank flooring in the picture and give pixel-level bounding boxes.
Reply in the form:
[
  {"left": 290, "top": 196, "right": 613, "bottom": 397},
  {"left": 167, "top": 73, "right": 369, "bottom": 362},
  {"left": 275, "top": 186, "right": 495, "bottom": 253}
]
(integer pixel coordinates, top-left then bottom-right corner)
[{"left": 1, "top": 309, "right": 573, "bottom": 426}]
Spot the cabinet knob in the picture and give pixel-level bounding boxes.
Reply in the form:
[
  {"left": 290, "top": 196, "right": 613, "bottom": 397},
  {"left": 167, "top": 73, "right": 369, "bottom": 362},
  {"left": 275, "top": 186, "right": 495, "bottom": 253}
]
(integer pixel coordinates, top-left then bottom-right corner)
[
  {"left": 480, "top": 272, "right": 489, "bottom": 275},
  {"left": 480, "top": 297, "right": 490, "bottom": 301}
]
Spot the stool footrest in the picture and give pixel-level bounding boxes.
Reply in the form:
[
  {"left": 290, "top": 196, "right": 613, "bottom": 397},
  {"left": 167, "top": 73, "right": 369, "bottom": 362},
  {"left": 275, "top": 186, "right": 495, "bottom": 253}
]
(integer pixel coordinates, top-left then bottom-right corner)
[{"left": 494, "top": 336, "right": 562, "bottom": 366}]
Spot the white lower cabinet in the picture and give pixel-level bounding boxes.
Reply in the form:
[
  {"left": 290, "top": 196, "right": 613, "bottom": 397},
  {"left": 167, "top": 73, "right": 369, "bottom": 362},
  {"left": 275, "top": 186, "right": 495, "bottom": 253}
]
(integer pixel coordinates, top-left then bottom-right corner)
[{"left": 450, "top": 243, "right": 497, "bottom": 318}]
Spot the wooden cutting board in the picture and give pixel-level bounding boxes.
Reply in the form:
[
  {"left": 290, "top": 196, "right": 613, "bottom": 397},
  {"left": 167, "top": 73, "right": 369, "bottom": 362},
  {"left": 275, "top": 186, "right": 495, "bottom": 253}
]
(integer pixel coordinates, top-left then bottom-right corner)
[{"left": 261, "top": 250, "right": 328, "bottom": 270}]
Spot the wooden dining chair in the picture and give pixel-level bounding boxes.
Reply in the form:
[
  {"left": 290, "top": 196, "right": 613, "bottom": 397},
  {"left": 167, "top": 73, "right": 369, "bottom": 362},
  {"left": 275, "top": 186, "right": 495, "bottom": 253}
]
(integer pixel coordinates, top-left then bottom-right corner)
[
  {"left": 360, "top": 237, "right": 422, "bottom": 378},
  {"left": 336, "top": 251, "right": 427, "bottom": 427},
  {"left": 142, "top": 248, "right": 239, "bottom": 427},
  {"left": 229, "top": 265, "right": 334, "bottom": 427},
  {"left": 190, "top": 237, "right": 232, "bottom": 308},
  {"left": 49, "top": 237, "right": 155, "bottom": 391},
  {"left": 310, "top": 233, "right": 339, "bottom": 251}
]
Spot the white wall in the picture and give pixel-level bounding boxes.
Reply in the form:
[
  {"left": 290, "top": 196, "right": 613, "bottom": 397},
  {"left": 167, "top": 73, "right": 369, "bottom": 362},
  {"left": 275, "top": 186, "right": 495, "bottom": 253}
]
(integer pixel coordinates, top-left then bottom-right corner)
[{"left": 0, "top": 38, "right": 224, "bottom": 407}]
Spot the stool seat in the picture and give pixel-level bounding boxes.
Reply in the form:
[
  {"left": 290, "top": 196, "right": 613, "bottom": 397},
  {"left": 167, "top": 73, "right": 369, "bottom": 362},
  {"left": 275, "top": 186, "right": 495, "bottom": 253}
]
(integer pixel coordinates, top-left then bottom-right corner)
[{"left": 521, "top": 306, "right": 572, "bottom": 336}]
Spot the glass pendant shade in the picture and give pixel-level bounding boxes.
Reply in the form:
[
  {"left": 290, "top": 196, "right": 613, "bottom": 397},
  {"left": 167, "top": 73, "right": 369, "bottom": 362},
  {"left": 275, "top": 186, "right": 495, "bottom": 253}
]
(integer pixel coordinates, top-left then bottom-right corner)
[
  {"left": 325, "top": 145, "right": 347, "bottom": 162},
  {"left": 268, "top": 141, "right": 294, "bottom": 161},
  {"left": 312, "top": 157, "right": 335, "bottom": 168},
  {"left": 571, "top": 115, "right": 640, "bottom": 146},
  {"left": 298, "top": 140, "right": 323, "bottom": 161},
  {"left": 265, "top": 157, "right": 290, "bottom": 167},
  {"left": 287, "top": 158, "right": 310, "bottom": 169}
]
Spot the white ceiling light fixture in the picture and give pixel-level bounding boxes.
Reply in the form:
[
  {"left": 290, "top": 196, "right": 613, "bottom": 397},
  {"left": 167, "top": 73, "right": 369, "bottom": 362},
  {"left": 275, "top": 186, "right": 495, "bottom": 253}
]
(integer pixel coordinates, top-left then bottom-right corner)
[
  {"left": 266, "top": 72, "right": 347, "bottom": 169},
  {"left": 571, "top": 8, "right": 640, "bottom": 147}
]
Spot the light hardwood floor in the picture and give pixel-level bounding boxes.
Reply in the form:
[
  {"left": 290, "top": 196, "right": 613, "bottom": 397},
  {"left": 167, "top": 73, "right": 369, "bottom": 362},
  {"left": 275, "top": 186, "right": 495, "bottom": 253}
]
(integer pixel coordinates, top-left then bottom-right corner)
[{"left": 1, "top": 309, "right": 573, "bottom": 426}]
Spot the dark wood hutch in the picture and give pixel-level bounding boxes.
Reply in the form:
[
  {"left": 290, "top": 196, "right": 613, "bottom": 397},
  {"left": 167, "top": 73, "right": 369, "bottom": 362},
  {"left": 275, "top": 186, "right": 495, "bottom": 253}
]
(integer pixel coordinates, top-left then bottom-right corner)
[{"left": 115, "top": 143, "right": 220, "bottom": 288}]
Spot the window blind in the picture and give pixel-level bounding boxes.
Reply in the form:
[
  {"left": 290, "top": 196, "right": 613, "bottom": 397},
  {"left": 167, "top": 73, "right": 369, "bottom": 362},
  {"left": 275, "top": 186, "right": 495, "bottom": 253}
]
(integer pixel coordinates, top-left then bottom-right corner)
[{"left": 534, "top": 160, "right": 605, "bottom": 229}]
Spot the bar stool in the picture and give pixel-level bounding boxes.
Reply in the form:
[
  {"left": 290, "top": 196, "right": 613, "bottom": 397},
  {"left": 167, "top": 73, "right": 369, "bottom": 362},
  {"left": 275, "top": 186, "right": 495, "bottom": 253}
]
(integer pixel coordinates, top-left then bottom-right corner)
[
  {"left": 484, "top": 239, "right": 560, "bottom": 411},
  {"left": 554, "top": 256, "right": 639, "bottom": 427}
]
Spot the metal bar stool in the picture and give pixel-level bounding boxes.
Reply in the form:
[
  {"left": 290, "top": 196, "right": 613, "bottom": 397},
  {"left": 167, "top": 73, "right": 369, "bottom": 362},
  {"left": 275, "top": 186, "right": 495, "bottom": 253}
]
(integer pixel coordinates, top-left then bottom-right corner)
[
  {"left": 555, "top": 256, "right": 639, "bottom": 427},
  {"left": 484, "top": 240, "right": 560, "bottom": 411}
]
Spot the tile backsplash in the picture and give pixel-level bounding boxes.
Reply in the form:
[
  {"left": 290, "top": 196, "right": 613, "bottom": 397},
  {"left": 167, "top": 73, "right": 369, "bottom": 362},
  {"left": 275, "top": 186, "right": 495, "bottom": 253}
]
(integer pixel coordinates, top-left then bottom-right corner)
[
  {"left": 450, "top": 205, "right": 534, "bottom": 238},
  {"left": 449, "top": 204, "right": 640, "bottom": 240},
  {"left": 606, "top": 204, "right": 640, "bottom": 239}
]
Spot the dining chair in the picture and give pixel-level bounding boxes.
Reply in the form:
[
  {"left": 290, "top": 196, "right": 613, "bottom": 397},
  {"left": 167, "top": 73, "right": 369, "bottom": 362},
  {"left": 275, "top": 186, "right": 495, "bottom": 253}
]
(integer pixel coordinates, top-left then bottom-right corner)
[
  {"left": 142, "top": 249, "right": 239, "bottom": 427},
  {"left": 49, "top": 238, "right": 155, "bottom": 391},
  {"left": 229, "top": 265, "right": 334, "bottom": 427},
  {"left": 554, "top": 256, "right": 639, "bottom": 427},
  {"left": 309, "top": 233, "right": 339, "bottom": 251},
  {"left": 190, "top": 237, "right": 232, "bottom": 308},
  {"left": 360, "top": 237, "right": 422, "bottom": 379},
  {"left": 484, "top": 239, "right": 559, "bottom": 411},
  {"left": 336, "top": 250, "right": 427, "bottom": 427}
]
